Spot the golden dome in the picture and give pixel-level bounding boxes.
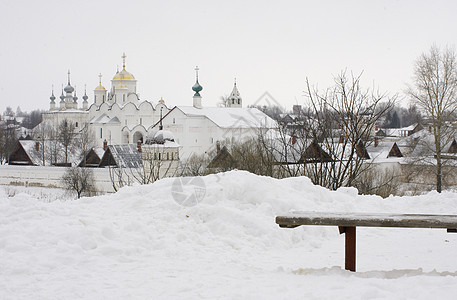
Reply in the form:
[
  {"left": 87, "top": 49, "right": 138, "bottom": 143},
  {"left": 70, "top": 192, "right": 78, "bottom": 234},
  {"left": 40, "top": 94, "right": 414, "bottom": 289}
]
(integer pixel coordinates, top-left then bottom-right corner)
[
  {"left": 113, "top": 69, "right": 135, "bottom": 80},
  {"left": 95, "top": 85, "right": 106, "bottom": 91}
]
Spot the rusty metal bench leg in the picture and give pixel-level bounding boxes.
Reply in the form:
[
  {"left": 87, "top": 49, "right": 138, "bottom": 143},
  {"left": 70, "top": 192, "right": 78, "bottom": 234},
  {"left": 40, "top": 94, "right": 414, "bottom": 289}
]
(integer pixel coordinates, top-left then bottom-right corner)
[{"left": 339, "top": 226, "right": 356, "bottom": 272}]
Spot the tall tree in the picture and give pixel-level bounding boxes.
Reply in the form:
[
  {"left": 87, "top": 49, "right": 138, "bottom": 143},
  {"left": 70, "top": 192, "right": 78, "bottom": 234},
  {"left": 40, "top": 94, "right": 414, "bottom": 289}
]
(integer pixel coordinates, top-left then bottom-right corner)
[
  {"left": 58, "top": 119, "right": 76, "bottom": 164},
  {"left": 408, "top": 45, "right": 457, "bottom": 193}
]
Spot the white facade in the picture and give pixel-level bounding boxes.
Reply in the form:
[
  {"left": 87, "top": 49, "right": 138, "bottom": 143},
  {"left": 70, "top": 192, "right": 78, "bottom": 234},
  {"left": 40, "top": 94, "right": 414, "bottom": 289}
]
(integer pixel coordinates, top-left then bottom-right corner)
[
  {"left": 41, "top": 55, "right": 275, "bottom": 161},
  {"left": 153, "top": 106, "right": 275, "bottom": 159},
  {"left": 42, "top": 54, "right": 170, "bottom": 148}
]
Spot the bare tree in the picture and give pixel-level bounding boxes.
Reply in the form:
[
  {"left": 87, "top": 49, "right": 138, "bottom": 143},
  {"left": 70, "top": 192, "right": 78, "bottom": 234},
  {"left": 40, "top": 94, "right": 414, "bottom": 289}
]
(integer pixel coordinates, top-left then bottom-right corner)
[
  {"left": 76, "top": 124, "right": 95, "bottom": 166},
  {"left": 303, "top": 71, "right": 395, "bottom": 190},
  {"left": 61, "top": 167, "right": 95, "bottom": 199},
  {"left": 0, "top": 123, "right": 19, "bottom": 164},
  {"left": 407, "top": 45, "right": 457, "bottom": 192},
  {"left": 218, "top": 94, "right": 229, "bottom": 107},
  {"left": 31, "top": 121, "right": 53, "bottom": 166},
  {"left": 58, "top": 119, "right": 76, "bottom": 164}
]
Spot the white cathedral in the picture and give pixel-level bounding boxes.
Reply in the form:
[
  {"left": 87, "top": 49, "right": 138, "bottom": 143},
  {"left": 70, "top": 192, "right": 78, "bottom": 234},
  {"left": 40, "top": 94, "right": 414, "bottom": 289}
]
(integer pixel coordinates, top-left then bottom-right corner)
[{"left": 42, "top": 54, "right": 275, "bottom": 160}]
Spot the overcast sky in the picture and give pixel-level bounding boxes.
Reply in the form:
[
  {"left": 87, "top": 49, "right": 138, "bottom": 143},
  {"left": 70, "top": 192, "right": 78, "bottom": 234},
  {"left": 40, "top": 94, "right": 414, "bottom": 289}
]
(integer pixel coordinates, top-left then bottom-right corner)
[{"left": 1, "top": 0, "right": 456, "bottom": 114}]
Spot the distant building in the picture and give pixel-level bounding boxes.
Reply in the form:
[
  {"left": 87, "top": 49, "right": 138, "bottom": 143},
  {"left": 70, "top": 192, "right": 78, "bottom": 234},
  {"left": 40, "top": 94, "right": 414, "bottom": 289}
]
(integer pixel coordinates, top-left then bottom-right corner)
[{"left": 40, "top": 54, "right": 275, "bottom": 161}]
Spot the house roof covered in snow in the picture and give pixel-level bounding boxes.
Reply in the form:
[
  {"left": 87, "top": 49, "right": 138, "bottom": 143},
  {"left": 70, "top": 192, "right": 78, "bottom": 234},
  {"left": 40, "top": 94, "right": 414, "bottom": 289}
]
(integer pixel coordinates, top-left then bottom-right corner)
[{"left": 99, "top": 144, "right": 142, "bottom": 168}]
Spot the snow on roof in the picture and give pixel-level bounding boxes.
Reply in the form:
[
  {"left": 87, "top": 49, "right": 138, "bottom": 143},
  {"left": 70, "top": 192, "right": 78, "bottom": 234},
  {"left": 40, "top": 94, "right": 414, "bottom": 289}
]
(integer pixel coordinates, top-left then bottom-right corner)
[
  {"left": 177, "top": 106, "right": 276, "bottom": 129},
  {"left": 90, "top": 114, "right": 120, "bottom": 124},
  {"left": 103, "top": 144, "right": 142, "bottom": 168}
]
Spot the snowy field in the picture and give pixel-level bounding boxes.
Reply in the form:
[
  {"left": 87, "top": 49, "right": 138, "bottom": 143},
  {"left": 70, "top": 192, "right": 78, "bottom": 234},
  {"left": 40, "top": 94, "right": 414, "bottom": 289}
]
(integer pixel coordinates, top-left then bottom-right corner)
[{"left": 1, "top": 171, "right": 457, "bottom": 299}]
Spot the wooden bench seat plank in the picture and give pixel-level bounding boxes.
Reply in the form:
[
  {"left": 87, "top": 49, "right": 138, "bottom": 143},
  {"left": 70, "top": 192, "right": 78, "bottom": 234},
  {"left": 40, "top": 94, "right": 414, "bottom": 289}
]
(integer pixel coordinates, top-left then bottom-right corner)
[{"left": 276, "top": 212, "right": 457, "bottom": 229}]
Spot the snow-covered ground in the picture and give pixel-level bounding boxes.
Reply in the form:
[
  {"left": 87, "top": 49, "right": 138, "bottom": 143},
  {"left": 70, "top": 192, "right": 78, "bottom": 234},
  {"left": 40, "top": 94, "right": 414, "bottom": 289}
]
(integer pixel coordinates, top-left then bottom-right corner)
[{"left": 1, "top": 171, "right": 457, "bottom": 299}]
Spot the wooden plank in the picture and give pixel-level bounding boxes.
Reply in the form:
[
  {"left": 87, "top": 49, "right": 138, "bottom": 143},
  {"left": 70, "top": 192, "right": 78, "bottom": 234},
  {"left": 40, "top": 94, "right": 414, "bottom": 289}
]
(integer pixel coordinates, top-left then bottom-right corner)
[{"left": 276, "top": 212, "right": 457, "bottom": 229}]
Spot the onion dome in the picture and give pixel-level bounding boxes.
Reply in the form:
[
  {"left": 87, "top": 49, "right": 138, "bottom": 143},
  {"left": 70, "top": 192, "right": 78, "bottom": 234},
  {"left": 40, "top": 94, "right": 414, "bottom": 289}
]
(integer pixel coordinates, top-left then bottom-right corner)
[
  {"left": 192, "top": 66, "right": 203, "bottom": 96},
  {"left": 60, "top": 89, "right": 65, "bottom": 102},
  {"left": 73, "top": 90, "right": 78, "bottom": 102},
  {"left": 64, "top": 70, "right": 74, "bottom": 93},
  {"left": 145, "top": 130, "right": 175, "bottom": 145},
  {"left": 64, "top": 83, "right": 74, "bottom": 93},
  {"left": 112, "top": 69, "right": 135, "bottom": 80},
  {"left": 82, "top": 91, "right": 88, "bottom": 102},
  {"left": 192, "top": 81, "right": 203, "bottom": 96},
  {"left": 113, "top": 53, "right": 135, "bottom": 80},
  {"left": 50, "top": 90, "right": 56, "bottom": 103},
  {"left": 158, "top": 97, "right": 165, "bottom": 104}
]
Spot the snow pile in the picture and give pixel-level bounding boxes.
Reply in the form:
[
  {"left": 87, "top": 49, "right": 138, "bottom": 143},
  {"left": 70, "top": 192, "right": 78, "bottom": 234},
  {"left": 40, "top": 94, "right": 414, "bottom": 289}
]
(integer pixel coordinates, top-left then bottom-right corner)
[{"left": 1, "top": 171, "right": 457, "bottom": 299}]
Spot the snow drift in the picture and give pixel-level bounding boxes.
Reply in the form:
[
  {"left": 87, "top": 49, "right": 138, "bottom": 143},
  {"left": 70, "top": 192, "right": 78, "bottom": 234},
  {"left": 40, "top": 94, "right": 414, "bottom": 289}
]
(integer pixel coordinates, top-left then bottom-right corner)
[{"left": 1, "top": 171, "right": 457, "bottom": 299}]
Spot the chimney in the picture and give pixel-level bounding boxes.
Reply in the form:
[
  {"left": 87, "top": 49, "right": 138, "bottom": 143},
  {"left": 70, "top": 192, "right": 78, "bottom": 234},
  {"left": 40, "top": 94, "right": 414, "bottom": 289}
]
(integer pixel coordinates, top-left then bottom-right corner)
[
  {"left": 103, "top": 139, "right": 108, "bottom": 151},
  {"left": 291, "top": 135, "right": 297, "bottom": 145},
  {"left": 137, "top": 140, "right": 142, "bottom": 153},
  {"left": 216, "top": 141, "right": 221, "bottom": 154},
  {"left": 374, "top": 137, "right": 379, "bottom": 147},
  {"left": 35, "top": 141, "right": 40, "bottom": 151}
]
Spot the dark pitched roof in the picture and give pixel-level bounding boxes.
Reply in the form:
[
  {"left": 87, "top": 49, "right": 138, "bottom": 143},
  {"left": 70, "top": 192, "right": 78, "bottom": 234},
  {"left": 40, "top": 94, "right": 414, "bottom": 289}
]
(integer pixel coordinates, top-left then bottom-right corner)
[
  {"left": 356, "top": 141, "right": 370, "bottom": 159},
  {"left": 79, "top": 147, "right": 105, "bottom": 167},
  {"left": 387, "top": 142, "right": 403, "bottom": 158},
  {"left": 207, "top": 146, "right": 236, "bottom": 169},
  {"left": 302, "top": 141, "right": 332, "bottom": 163},
  {"left": 449, "top": 139, "right": 457, "bottom": 154},
  {"left": 99, "top": 144, "right": 142, "bottom": 168}
]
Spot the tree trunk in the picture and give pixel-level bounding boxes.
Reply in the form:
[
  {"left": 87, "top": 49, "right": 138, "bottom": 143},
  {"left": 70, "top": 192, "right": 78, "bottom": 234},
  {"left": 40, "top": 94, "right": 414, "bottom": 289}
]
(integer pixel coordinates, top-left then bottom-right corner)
[{"left": 437, "top": 158, "right": 442, "bottom": 193}]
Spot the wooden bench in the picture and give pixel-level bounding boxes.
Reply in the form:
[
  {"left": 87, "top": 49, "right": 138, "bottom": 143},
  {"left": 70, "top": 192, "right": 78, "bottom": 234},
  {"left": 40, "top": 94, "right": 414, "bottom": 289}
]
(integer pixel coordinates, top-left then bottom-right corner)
[{"left": 276, "top": 212, "right": 457, "bottom": 272}]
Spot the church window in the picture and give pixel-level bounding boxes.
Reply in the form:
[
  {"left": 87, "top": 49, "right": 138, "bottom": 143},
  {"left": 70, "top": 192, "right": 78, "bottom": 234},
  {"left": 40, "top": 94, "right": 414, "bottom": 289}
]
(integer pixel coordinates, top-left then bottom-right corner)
[
  {"left": 123, "top": 94, "right": 126, "bottom": 103},
  {"left": 158, "top": 153, "right": 161, "bottom": 160},
  {"left": 173, "top": 118, "right": 175, "bottom": 124},
  {"left": 167, "top": 153, "right": 169, "bottom": 160},
  {"left": 232, "top": 99, "right": 235, "bottom": 104},
  {"left": 238, "top": 99, "right": 240, "bottom": 104},
  {"left": 100, "top": 128, "right": 103, "bottom": 138},
  {"left": 154, "top": 153, "right": 157, "bottom": 160},
  {"left": 103, "top": 95, "right": 105, "bottom": 102},
  {"left": 75, "top": 122, "right": 78, "bottom": 128},
  {"left": 140, "top": 118, "right": 142, "bottom": 125},
  {"left": 171, "top": 152, "right": 174, "bottom": 160},
  {"left": 211, "top": 137, "right": 214, "bottom": 143}
]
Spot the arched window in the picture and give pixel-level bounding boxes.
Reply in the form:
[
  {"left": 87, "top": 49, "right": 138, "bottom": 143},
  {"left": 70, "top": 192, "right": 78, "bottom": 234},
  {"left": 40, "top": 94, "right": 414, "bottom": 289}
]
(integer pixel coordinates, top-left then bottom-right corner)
[
  {"left": 75, "top": 122, "right": 78, "bottom": 128},
  {"left": 158, "top": 153, "right": 161, "bottom": 160},
  {"left": 100, "top": 128, "right": 103, "bottom": 138},
  {"left": 167, "top": 153, "right": 169, "bottom": 160}
]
